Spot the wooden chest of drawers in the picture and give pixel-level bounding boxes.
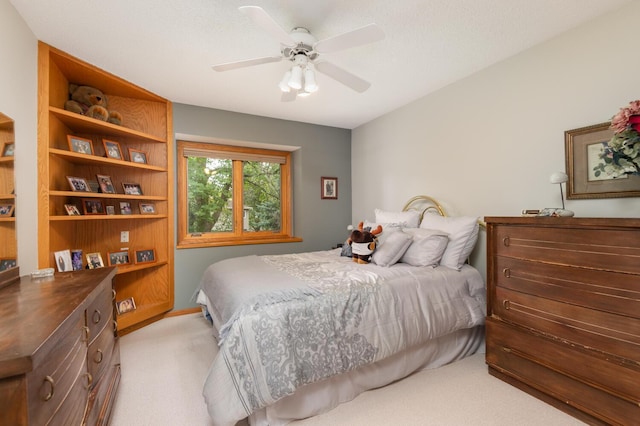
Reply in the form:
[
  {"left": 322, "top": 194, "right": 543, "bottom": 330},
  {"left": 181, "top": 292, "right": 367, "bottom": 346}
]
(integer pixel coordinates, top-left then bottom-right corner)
[
  {"left": 0, "top": 267, "right": 120, "bottom": 425},
  {"left": 485, "top": 217, "right": 640, "bottom": 426}
]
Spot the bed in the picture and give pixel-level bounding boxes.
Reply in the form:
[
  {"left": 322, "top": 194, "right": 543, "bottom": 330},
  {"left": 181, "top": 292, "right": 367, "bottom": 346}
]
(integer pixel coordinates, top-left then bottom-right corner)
[{"left": 197, "top": 196, "right": 486, "bottom": 426}]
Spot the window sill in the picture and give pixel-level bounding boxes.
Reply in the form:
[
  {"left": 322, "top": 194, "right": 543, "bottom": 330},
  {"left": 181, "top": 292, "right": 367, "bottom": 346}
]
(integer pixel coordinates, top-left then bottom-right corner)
[{"left": 177, "top": 235, "right": 303, "bottom": 249}]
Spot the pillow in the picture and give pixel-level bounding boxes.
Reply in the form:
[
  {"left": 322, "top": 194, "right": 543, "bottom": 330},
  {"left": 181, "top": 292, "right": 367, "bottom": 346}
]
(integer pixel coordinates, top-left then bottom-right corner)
[
  {"left": 399, "top": 228, "right": 449, "bottom": 267},
  {"left": 372, "top": 230, "right": 413, "bottom": 267},
  {"left": 374, "top": 209, "right": 420, "bottom": 228},
  {"left": 363, "top": 221, "right": 402, "bottom": 245},
  {"left": 420, "top": 214, "right": 479, "bottom": 270}
]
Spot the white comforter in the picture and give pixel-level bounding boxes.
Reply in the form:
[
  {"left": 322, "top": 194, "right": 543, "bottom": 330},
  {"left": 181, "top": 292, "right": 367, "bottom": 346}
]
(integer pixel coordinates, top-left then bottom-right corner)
[{"left": 200, "top": 250, "right": 486, "bottom": 426}]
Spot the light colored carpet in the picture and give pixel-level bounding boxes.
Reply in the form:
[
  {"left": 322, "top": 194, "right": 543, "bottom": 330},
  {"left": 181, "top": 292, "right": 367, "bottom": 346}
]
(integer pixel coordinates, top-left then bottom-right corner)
[{"left": 110, "top": 313, "right": 585, "bottom": 426}]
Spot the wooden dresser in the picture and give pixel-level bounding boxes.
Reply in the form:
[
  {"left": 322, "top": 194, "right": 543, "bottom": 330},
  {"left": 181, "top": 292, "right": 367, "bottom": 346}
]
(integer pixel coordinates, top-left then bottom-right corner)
[
  {"left": 485, "top": 217, "right": 640, "bottom": 425},
  {"left": 0, "top": 267, "right": 120, "bottom": 425}
]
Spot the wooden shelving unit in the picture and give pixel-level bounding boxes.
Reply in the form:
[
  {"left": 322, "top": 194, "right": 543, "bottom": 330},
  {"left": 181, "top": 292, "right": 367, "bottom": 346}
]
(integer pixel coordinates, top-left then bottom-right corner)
[
  {"left": 0, "top": 114, "right": 16, "bottom": 265},
  {"left": 37, "top": 42, "right": 174, "bottom": 331}
]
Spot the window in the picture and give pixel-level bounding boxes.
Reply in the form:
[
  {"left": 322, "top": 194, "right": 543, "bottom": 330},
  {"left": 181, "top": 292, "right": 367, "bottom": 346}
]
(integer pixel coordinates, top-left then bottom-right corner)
[{"left": 177, "top": 140, "right": 300, "bottom": 248}]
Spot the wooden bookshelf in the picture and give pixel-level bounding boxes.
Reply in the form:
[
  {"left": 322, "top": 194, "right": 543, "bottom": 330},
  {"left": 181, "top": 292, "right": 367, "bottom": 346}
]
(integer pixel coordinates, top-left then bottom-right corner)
[
  {"left": 37, "top": 42, "right": 174, "bottom": 331},
  {"left": 0, "top": 113, "right": 16, "bottom": 266}
]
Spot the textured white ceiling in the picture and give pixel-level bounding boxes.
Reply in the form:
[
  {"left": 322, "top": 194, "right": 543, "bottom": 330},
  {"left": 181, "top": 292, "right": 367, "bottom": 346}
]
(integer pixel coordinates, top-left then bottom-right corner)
[{"left": 10, "top": 0, "right": 632, "bottom": 129}]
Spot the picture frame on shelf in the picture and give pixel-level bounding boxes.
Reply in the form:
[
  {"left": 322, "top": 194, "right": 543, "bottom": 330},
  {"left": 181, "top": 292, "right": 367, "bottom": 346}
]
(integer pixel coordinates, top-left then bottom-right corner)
[
  {"left": 108, "top": 250, "right": 130, "bottom": 266},
  {"left": 106, "top": 205, "right": 115, "bottom": 215},
  {"left": 128, "top": 148, "right": 148, "bottom": 164},
  {"left": 134, "top": 248, "right": 156, "bottom": 264},
  {"left": 0, "top": 258, "right": 16, "bottom": 271},
  {"left": 119, "top": 201, "right": 132, "bottom": 215},
  {"left": 0, "top": 204, "right": 14, "bottom": 217},
  {"left": 102, "top": 139, "right": 123, "bottom": 160},
  {"left": 67, "top": 176, "right": 91, "bottom": 192},
  {"left": 67, "top": 135, "right": 94, "bottom": 155},
  {"left": 565, "top": 122, "right": 640, "bottom": 199},
  {"left": 139, "top": 202, "right": 156, "bottom": 214},
  {"left": 321, "top": 177, "right": 338, "bottom": 199},
  {"left": 1, "top": 142, "right": 14, "bottom": 157},
  {"left": 64, "top": 204, "right": 81, "bottom": 216},
  {"left": 96, "top": 174, "right": 116, "bottom": 194},
  {"left": 82, "top": 198, "right": 105, "bottom": 215},
  {"left": 71, "top": 249, "right": 83, "bottom": 270},
  {"left": 54, "top": 249, "right": 73, "bottom": 272},
  {"left": 86, "top": 252, "right": 104, "bottom": 269},
  {"left": 116, "top": 297, "right": 136, "bottom": 315},
  {"left": 122, "top": 182, "right": 143, "bottom": 195},
  {"left": 87, "top": 180, "right": 100, "bottom": 193}
]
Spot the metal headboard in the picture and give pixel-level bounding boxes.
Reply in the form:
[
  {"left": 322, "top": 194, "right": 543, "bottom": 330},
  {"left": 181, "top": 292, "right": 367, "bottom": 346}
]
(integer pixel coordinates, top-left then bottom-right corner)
[{"left": 401, "top": 195, "right": 447, "bottom": 220}]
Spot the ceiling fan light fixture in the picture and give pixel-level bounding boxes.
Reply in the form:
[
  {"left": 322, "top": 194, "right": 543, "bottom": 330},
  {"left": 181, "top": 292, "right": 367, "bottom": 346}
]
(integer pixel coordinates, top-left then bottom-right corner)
[
  {"left": 288, "top": 65, "right": 303, "bottom": 90},
  {"left": 278, "top": 70, "right": 292, "bottom": 92},
  {"left": 304, "top": 67, "right": 318, "bottom": 93}
]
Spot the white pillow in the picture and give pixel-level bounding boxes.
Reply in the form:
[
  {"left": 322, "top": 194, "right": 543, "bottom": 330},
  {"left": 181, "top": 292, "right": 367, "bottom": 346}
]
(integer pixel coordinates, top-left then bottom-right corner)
[
  {"left": 420, "top": 214, "right": 479, "bottom": 270},
  {"left": 374, "top": 209, "right": 420, "bottom": 228},
  {"left": 363, "top": 221, "right": 401, "bottom": 245},
  {"left": 400, "top": 228, "right": 449, "bottom": 267},
  {"left": 372, "top": 231, "right": 413, "bottom": 267}
]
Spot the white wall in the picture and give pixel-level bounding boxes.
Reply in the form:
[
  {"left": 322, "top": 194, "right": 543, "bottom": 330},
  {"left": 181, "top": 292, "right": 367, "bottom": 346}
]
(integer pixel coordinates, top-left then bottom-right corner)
[
  {"left": 0, "top": 0, "right": 38, "bottom": 273},
  {"left": 352, "top": 2, "right": 640, "bottom": 278}
]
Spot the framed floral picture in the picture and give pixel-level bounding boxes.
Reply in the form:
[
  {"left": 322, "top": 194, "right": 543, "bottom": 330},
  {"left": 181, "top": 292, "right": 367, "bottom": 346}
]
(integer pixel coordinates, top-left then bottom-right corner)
[{"left": 566, "top": 122, "right": 640, "bottom": 199}]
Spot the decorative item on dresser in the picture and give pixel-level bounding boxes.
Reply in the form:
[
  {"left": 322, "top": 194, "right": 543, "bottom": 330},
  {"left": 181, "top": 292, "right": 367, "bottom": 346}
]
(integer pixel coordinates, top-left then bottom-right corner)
[
  {"left": 485, "top": 217, "right": 640, "bottom": 425},
  {"left": 0, "top": 267, "right": 120, "bottom": 426}
]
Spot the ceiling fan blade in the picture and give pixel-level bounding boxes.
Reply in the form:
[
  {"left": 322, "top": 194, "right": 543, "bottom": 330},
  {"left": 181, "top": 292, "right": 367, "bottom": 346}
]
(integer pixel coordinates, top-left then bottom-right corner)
[
  {"left": 314, "top": 61, "right": 371, "bottom": 93},
  {"left": 281, "top": 90, "right": 297, "bottom": 102},
  {"left": 314, "top": 23, "right": 385, "bottom": 53},
  {"left": 239, "top": 6, "right": 296, "bottom": 47},
  {"left": 212, "top": 56, "right": 282, "bottom": 72}
]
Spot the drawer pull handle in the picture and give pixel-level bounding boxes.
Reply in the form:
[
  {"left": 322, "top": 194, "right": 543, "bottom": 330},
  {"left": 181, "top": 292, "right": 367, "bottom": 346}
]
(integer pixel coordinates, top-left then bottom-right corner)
[
  {"left": 503, "top": 236, "right": 510, "bottom": 247},
  {"left": 43, "top": 376, "right": 55, "bottom": 401},
  {"left": 92, "top": 309, "right": 101, "bottom": 324},
  {"left": 503, "top": 300, "right": 511, "bottom": 310},
  {"left": 113, "top": 320, "right": 118, "bottom": 334},
  {"left": 83, "top": 326, "right": 90, "bottom": 342},
  {"left": 503, "top": 268, "right": 511, "bottom": 278},
  {"left": 112, "top": 289, "right": 116, "bottom": 300},
  {"left": 84, "top": 372, "right": 93, "bottom": 389},
  {"left": 94, "top": 349, "right": 104, "bottom": 364}
]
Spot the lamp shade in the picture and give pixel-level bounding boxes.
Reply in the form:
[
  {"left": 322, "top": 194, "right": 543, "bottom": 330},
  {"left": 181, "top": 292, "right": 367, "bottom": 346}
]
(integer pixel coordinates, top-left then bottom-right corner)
[
  {"left": 549, "top": 172, "right": 568, "bottom": 184},
  {"left": 304, "top": 68, "right": 318, "bottom": 93},
  {"left": 278, "top": 70, "right": 292, "bottom": 92},
  {"left": 288, "top": 65, "right": 303, "bottom": 90}
]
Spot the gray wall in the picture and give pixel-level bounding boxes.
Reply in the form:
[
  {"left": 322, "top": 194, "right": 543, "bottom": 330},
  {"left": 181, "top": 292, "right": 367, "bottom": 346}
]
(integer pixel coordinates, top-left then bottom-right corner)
[{"left": 173, "top": 104, "right": 351, "bottom": 310}]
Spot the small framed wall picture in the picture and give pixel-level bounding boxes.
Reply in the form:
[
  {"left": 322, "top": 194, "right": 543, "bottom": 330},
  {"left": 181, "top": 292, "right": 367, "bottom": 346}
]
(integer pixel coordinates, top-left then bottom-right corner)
[
  {"left": 116, "top": 297, "right": 136, "bottom": 315},
  {"left": 64, "top": 204, "right": 81, "bottom": 216},
  {"left": 120, "top": 201, "right": 132, "bottom": 215},
  {"left": 102, "top": 139, "right": 123, "bottom": 160},
  {"left": 0, "top": 204, "right": 14, "bottom": 217},
  {"left": 82, "top": 198, "right": 105, "bottom": 215},
  {"left": 2, "top": 142, "right": 14, "bottom": 157},
  {"left": 67, "top": 135, "right": 94, "bottom": 155},
  {"left": 128, "top": 148, "right": 148, "bottom": 164},
  {"left": 122, "top": 182, "right": 143, "bottom": 195},
  {"left": 321, "top": 177, "right": 338, "bottom": 199},
  {"left": 134, "top": 248, "right": 156, "bottom": 264},
  {"left": 67, "top": 176, "right": 91, "bottom": 192},
  {"left": 86, "top": 252, "right": 104, "bottom": 269},
  {"left": 96, "top": 174, "right": 116, "bottom": 194},
  {"left": 108, "top": 250, "right": 130, "bottom": 266},
  {"left": 139, "top": 202, "right": 156, "bottom": 214}
]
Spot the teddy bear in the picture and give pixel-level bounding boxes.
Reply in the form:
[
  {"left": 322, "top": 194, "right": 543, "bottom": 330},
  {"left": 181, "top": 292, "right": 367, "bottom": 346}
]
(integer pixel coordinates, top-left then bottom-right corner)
[
  {"left": 347, "top": 221, "right": 383, "bottom": 264},
  {"left": 64, "top": 84, "right": 123, "bottom": 126}
]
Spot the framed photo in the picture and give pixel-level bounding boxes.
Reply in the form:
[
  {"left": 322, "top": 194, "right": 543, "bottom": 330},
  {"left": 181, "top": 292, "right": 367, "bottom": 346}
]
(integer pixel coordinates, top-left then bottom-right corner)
[
  {"left": 71, "top": 249, "right": 83, "bottom": 271},
  {"left": 96, "top": 174, "right": 116, "bottom": 194},
  {"left": 54, "top": 249, "right": 73, "bottom": 272},
  {"left": 116, "top": 297, "right": 136, "bottom": 315},
  {"left": 86, "top": 252, "right": 104, "bottom": 269},
  {"left": 120, "top": 201, "right": 132, "bottom": 215},
  {"left": 134, "top": 249, "right": 156, "bottom": 264},
  {"left": 0, "top": 258, "right": 16, "bottom": 271},
  {"left": 108, "top": 250, "right": 130, "bottom": 266},
  {"left": 0, "top": 204, "right": 14, "bottom": 217},
  {"left": 139, "top": 202, "right": 156, "bottom": 214},
  {"left": 67, "top": 176, "right": 91, "bottom": 192},
  {"left": 102, "top": 139, "right": 123, "bottom": 160},
  {"left": 106, "top": 205, "right": 115, "bottom": 215},
  {"left": 129, "top": 148, "right": 148, "bottom": 164},
  {"left": 321, "top": 177, "right": 338, "bottom": 199},
  {"left": 2, "top": 142, "right": 14, "bottom": 157},
  {"left": 82, "top": 198, "right": 105, "bottom": 215},
  {"left": 67, "top": 135, "right": 94, "bottom": 155},
  {"left": 565, "top": 122, "right": 640, "bottom": 199},
  {"left": 64, "top": 204, "right": 81, "bottom": 216},
  {"left": 122, "top": 182, "right": 143, "bottom": 195}
]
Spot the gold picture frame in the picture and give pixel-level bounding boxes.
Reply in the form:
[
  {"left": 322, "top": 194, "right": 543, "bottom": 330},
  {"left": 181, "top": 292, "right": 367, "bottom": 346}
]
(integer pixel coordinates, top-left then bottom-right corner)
[{"left": 565, "top": 122, "right": 640, "bottom": 199}]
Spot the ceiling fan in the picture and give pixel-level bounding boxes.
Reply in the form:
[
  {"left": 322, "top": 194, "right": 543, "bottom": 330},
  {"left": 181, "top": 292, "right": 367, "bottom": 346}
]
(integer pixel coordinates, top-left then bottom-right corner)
[{"left": 212, "top": 6, "right": 385, "bottom": 101}]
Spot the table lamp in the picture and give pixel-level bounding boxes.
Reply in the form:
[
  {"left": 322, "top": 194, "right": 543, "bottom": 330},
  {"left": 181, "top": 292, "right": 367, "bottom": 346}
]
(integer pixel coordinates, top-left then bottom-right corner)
[{"left": 549, "top": 172, "right": 574, "bottom": 217}]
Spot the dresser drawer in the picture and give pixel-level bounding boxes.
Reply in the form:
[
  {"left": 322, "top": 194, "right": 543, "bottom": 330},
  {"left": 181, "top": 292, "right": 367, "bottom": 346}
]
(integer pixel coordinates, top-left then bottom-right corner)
[
  {"left": 486, "top": 319, "right": 640, "bottom": 425},
  {"left": 492, "top": 224, "right": 640, "bottom": 274},
  {"left": 86, "top": 283, "right": 114, "bottom": 345},
  {"left": 87, "top": 317, "right": 116, "bottom": 383}
]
